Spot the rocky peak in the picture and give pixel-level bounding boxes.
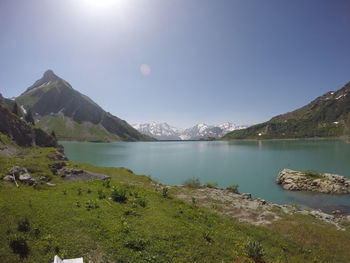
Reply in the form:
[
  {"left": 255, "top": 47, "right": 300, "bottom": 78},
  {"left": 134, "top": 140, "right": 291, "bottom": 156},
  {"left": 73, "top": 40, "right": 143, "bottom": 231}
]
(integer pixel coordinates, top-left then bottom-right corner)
[
  {"left": 26, "top": 70, "right": 62, "bottom": 92},
  {"left": 42, "top": 70, "right": 60, "bottom": 82}
]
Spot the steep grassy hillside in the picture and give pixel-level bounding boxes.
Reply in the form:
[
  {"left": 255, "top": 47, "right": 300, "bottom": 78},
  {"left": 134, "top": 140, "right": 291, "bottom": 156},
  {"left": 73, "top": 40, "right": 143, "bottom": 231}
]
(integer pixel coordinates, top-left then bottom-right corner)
[
  {"left": 223, "top": 82, "right": 350, "bottom": 140},
  {"left": 16, "top": 70, "right": 154, "bottom": 142}
]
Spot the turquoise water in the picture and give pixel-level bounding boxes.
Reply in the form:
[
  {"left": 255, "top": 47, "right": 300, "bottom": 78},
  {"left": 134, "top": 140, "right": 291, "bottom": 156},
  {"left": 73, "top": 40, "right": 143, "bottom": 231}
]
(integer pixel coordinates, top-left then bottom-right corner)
[{"left": 61, "top": 140, "right": 350, "bottom": 213}]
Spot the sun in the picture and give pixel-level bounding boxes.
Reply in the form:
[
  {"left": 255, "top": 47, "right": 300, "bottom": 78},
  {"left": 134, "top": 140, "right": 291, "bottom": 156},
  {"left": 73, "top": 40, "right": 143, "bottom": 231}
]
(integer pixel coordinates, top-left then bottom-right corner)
[{"left": 80, "top": 0, "right": 127, "bottom": 12}]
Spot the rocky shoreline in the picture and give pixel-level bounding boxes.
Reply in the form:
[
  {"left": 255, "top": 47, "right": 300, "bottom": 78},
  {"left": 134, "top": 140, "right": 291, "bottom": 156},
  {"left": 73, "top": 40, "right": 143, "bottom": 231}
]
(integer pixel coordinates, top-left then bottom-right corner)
[
  {"left": 174, "top": 186, "right": 350, "bottom": 231},
  {"left": 277, "top": 169, "right": 350, "bottom": 194}
]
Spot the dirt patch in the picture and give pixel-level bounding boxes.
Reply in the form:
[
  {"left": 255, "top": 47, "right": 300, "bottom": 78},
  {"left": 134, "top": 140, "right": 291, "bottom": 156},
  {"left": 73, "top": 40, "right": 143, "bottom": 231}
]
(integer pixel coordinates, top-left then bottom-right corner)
[{"left": 58, "top": 168, "right": 110, "bottom": 182}]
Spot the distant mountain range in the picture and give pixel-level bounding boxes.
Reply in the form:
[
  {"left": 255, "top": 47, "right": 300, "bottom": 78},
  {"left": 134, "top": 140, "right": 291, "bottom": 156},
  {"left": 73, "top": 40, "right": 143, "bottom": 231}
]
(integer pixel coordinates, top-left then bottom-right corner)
[
  {"left": 133, "top": 122, "right": 249, "bottom": 140},
  {"left": 223, "top": 81, "right": 350, "bottom": 140},
  {"left": 15, "top": 70, "right": 153, "bottom": 142}
]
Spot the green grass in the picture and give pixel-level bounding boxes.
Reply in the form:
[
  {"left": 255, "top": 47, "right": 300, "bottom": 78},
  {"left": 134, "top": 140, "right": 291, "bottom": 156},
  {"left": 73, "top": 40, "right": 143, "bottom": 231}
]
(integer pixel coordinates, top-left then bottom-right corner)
[
  {"left": 37, "top": 115, "right": 120, "bottom": 142},
  {"left": 0, "top": 145, "right": 350, "bottom": 262}
]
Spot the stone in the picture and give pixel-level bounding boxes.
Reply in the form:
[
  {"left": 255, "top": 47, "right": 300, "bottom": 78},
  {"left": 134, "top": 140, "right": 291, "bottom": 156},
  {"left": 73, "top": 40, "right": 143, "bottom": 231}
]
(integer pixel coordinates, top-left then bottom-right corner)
[
  {"left": 19, "top": 173, "right": 36, "bottom": 185},
  {"left": 241, "top": 193, "right": 252, "bottom": 199},
  {"left": 49, "top": 162, "right": 67, "bottom": 174},
  {"left": 8, "top": 166, "right": 28, "bottom": 179},
  {"left": 3, "top": 175, "right": 14, "bottom": 181},
  {"left": 39, "top": 175, "right": 49, "bottom": 182}
]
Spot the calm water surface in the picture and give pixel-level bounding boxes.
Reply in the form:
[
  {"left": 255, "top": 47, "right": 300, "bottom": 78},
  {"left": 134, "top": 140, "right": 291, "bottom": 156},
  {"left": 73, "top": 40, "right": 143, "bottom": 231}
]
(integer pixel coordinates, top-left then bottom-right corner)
[{"left": 61, "top": 140, "right": 350, "bottom": 214}]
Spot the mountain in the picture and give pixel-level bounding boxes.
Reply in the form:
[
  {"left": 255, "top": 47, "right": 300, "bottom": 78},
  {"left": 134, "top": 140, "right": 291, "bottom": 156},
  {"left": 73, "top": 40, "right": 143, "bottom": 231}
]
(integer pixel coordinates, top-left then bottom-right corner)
[
  {"left": 0, "top": 94, "right": 57, "bottom": 148},
  {"left": 223, "top": 81, "right": 350, "bottom": 140},
  {"left": 132, "top": 122, "right": 182, "bottom": 140},
  {"left": 16, "top": 70, "right": 153, "bottom": 142},
  {"left": 133, "top": 122, "right": 247, "bottom": 140}
]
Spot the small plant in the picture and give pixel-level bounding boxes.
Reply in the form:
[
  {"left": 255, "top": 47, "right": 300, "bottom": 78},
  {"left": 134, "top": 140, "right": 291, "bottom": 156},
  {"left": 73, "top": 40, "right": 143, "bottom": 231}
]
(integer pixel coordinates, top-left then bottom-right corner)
[
  {"left": 85, "top": 200, "right": 99, "bottom": 210},
  {"left": 136, "top": 197, "right": 147, "bottom": 208},
  {"left": 77, "top": 188, "right": 82, "bottom": 196},
  {"left": 183, "top": 177, "right": 201, "bottom": 188},
  {"left": 102, "top": 178, "right": 111, "bottom": 188},
  {"left": 245, "top": 241, "right": 264, "bottom": 261},
  {"left": 97, "top": 189, "right": 106, "bottom": 200},
  {"left": 9, "top": 234, "right": 30, "bottom": 258},
  {"left": 191, "top": 197, "right": 197, "bottom": 206},
  {"left": 62, "top": 189, "right": 67, "bottom": 195},
  {"left": 87, "top": 188, "right": 92, "bottom": 194},
  {"left": 111, "top": 186, "right": 127, "bottom": 203},
  {"left": 162, "top": 187, "right": 169, "bottom": 198},
  {"left": 125, "top": 237, "right": 148, "bottom": 251},
  {"left": 302, "top": 170, "right": 322, "bottom": 179},
  {"left": 17, "top": 218, "right": 30, "bottom": 233},
  {"left": 205, "top": 181, "right": 218, "bottom": 188},
  {"left": 75, "top": 201, "right": 81, "bottom": 208},
  {"left": 226, "top": 184, "right": 239, "bottom": 194},
  {"left": 203, "top": 231, "right": 214, "bottom": 243}
]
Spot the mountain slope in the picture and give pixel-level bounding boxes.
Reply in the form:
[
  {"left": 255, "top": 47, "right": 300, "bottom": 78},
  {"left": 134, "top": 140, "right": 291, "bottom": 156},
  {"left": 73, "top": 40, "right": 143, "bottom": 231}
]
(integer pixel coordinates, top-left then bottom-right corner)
[
  {"left": 133, "top": 122, "right": 247, "bottom": 140},
  {"left": 16, "top": 70, "right": 153, "bottom": 142},
  {"left": 223, "top": 81, "right": 350, "bottom": 140},
  {"left": 0, "top": 97, "right": 56, "bottom": 148}
]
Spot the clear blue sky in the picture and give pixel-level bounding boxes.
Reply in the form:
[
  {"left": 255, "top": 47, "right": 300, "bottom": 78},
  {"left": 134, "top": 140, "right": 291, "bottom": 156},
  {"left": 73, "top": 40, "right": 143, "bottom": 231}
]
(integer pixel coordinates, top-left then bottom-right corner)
[{"left": 1, "top": 0, "right": 349, "bottom": 128}]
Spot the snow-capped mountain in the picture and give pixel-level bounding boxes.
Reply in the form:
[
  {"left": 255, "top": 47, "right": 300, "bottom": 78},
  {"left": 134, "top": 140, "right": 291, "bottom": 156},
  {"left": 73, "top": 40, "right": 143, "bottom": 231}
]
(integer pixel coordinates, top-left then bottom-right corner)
[
  {"left": 132, "top": 122, "right": 249, "bottom": 140},
  {"left": 132, "top": 122, "right": 183, "bottom": 140}
]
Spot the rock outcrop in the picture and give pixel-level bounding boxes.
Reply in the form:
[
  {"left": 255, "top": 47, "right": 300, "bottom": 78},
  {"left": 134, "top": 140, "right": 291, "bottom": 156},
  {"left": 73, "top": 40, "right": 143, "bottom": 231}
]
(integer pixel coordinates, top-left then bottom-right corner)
[
  {"left": 0, "top": 104, "right": 57, "bottom": 147},
  {"left": 3, "top": 166, "right": 36, "bottom": 185},
  {"left": 58, "top": 168, "right": 110, "bottom": 181},
  {"left": 277, "top": 169, "right": 350, "bottom": 194}
]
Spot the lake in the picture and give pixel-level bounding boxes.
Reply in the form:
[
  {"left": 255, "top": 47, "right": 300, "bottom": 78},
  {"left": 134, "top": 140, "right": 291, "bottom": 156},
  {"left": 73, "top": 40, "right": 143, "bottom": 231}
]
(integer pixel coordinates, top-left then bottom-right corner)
[{"left": 61, "top": 140, "right": 350, "bottom": 214}]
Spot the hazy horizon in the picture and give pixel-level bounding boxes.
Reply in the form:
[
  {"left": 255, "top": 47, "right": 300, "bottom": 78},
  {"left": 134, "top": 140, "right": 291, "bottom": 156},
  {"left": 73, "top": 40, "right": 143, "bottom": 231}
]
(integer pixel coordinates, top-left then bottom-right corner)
[{"left": 1, "top": 0, "right": 350, "bottom": 128}]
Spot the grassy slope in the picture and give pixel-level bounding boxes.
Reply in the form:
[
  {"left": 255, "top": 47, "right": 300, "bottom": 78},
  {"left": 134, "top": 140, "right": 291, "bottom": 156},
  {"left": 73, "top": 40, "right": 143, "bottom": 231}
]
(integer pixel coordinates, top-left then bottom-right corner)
[
  {"left": 37, "top": 115, "right": 120, "bottom": 142},
  {"left": 0, "top": 146, "right": 350, "bottom": 262}
]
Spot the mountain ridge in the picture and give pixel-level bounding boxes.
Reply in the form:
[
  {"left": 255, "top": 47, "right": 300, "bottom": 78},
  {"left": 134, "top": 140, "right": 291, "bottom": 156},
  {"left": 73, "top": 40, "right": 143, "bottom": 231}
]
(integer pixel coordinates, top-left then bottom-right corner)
[
  {"left": 133, "top": 122, "right": 248, "bottom": 140},
  {"left": 223, "top": 81, "right": 350, "bottom": 140}
]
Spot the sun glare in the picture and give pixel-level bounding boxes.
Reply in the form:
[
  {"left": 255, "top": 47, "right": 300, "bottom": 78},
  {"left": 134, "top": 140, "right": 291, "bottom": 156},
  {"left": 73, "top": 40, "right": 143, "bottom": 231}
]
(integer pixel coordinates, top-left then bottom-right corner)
[{"left": 79, "top": 0, "right": 127, "bottom": 12}]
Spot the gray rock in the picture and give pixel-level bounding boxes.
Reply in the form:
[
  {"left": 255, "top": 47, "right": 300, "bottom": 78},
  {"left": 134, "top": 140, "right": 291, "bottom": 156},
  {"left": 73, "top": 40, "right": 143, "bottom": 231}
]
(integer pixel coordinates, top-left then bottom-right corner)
[
  {"left": 241, "top": 193, "right": 252, "bottom": 199},
  {"left": 39, "top": 175, "right": 49, "bottom": 182},
  {"left": 8, "top": 166, "right": 28, "bottom": 179},
  {"left": 3, "top": 175, "right": 14, "bottom": 181},
  {"left": 19, "top": 173, "right": 36, "bottom": 185}
]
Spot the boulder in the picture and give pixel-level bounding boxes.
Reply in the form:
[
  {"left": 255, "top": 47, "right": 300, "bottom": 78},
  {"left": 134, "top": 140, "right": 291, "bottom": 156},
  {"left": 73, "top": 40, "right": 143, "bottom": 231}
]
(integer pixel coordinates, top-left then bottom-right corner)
[
  {"left": 277, "top": 169, "right": 350, "bottom": 194},
  {"left": 3, "top": 175, "right": 15, "bottom": 182},
  {"left": 19, "top": 173, "right": 36, "bottom": 185},
  {"left": 49, "top": 162, "right": 67, "bottom": 174}
]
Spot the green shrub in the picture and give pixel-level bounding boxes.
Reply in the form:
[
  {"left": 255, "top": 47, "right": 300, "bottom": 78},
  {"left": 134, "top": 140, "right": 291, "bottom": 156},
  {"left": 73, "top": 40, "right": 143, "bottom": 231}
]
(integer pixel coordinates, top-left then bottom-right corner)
[
  {"left": 102, "top": 178, "right": 111, "bottom": 188},
  {"left": 9, "top": 235, "right": 30, "bottom": 258},
  {"left": 111, "top": 186, "right": 127, "bottom": 203},
  {"left": 246, "top": 241, "right": 264, "bottom": 261},
  {"left": 301, "top": 170, "right": 322, "bottom": 179},
  {"left": 191, "top": 197, "right": 196, "bottom": 205},
  {"left": 97, "top": 189, "right": 106, "bottom": 200},
  {"left": 205, "top": 181, "right": 218, "bottom": 188},
  {"left": 17, "top": 218, "right": 30, "bottom": 233},
  {"left": 203, "top": 231, "right": 214, "bottom": 243},
  {"left": 136, "top": 197, "right": 147, "bottom": 208},
  {"left": 226, "top": 184, "right": 239, "bottom": 194},
  {"left": 183, "top": 177, "right": 201, "bottom": 188},
  {"left": 77, "top": 188, "right": 82, "bottom": 196},
  {"left": 85, "top": 200, "right": 99, "bottom": 210},
  {"left": 162, "top": 187, "right": 169, "bottom": 198},
  {"left": 125, "top": 237, "right": 148, "bottom": 251}
]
